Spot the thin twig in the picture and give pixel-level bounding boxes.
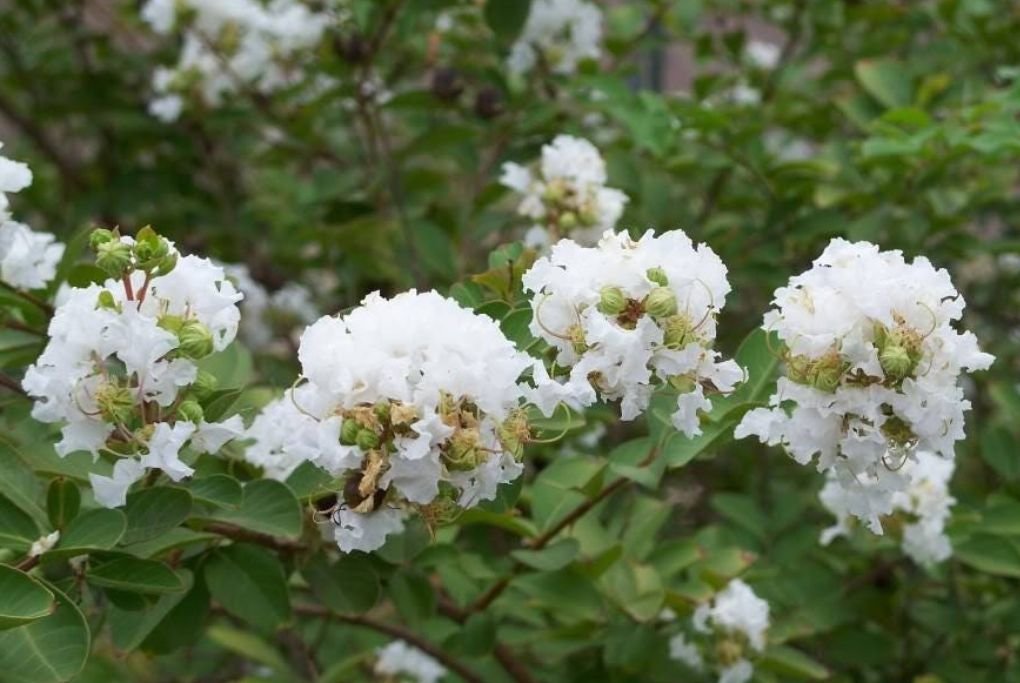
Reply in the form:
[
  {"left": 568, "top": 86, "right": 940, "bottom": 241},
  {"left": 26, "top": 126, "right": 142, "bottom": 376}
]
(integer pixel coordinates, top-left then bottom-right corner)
[
  {"left": 294, "top": 603, "right": 486, "bottom": 683},
  {"left": 0, "top": 373, "right": 28, "bottom": 397},
  {"left": 0, "top": 281, "right": 54, "bottom": 315},
  {"left": 200, "top": 521, "right": 306, "bottom": 553}
]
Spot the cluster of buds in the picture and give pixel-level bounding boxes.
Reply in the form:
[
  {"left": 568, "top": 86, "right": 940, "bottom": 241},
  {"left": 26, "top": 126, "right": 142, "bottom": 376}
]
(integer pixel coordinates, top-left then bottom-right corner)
[{"left": 91, "top": 226, "right": 176, "bottom": 281}]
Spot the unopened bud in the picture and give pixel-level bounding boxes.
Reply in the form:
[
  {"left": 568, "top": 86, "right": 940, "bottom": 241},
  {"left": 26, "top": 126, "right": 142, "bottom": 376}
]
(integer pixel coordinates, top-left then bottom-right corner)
[
  {"left": 663, "top": 314, "right": 696, "bottom": 349},
  {"left": 95, "top": 383, "right": 135, "bottom": 424},
  {"left": 89, "top": 228, "right": 116, "bottom": 251},
  {"left": 542, "top": 181, "right": 566, "bottom": 203},
  {"left": 96, "top": 240, "right": 133, "bottom": 278},
  {"left": 558, "top": 211, "right": 578, "bottom": 229},
  {"left": 177, "top": 400, "right": 204, "bottom": 423},
  {"left": 597, "top": 286, "right": 627, "bottom": 315},
  {"left": 646, "top": 267, "right": 669, "bottom": 287},
  {"left": 355, "top": 429, "right": 380, "bottom": 451},
  {"left": 644, "top": 287, "right": 677, "bottom": 318},
  {"left": 154, "top": 252, "right": 178, "bottom": 277},
  {"left": 191, "top": 370, "right": 218, "bottom": 400},
  {"left": 444, "top": 429, "right": 483, "bottom": 471},
  {"left": 340, "top": 418, "right": 361, "bottom": 445},
  {"left": 373, "top": 401, "right": 391, "bottom": 423},
  {"left": 177, "top": 319, "right": 215, "bottom": 359},
  {"left": 715, "top": 638, "right": 743, "bottom": 666},
  {"left": 880, "top": 343, "right": 914, "bottom": 382},
  {"left": 133, "top": 226, "right": 170, "bottom": 270}
]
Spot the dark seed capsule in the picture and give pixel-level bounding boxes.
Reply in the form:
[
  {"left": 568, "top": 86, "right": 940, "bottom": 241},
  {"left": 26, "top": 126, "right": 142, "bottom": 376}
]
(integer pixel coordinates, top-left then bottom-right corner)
[
  {"left": 342, "top": 474, "right": 365, "bottom": 508},
  {"left": 474, "top": 86, "right": 503, "bottom": 119},
  {"left": 431, "top": 67, "right": 464, "bottom": 101},
  {"left": 314, "top": 493, "right": 338, "bottom": 513}
]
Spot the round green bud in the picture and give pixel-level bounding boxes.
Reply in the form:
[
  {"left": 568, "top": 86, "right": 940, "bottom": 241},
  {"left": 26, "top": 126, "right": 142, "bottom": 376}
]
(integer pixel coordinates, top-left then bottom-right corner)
[
  {"left": 715, "top": 638, "right": 744, "bottom": 667},
  {"left": 597, "top": 285, "right": 627, "bottom": 315},
  {"left": 157, "top": 314, "right": 185, "bottom": 334},
  {"left": 811, "top": 356, "right": 845, "bottom": 393},
  {"left": 339, "top": 418, "right": 361, "bottom": 445},
  {"left": 880, "top": 343, "right": 914, "bottom": 382},
  {"left": 154, "top": 252, "right": 178, "bottom": 276},
  {"left": 542, "top": 181, "right": 566, "bottom": 203},
  {"left": 373, "top": 401, "right": 391, "bottom": 423},
  {"left": 95, "top": 383, "right": 135, "bottom": 424},
  {"left": 444, "top": 429, "right": 483, "bottom": 471},
  {"left": 133, "top": 226, "right": 170, "bottom": 270},
  {"left": 578, "top": 205, "right": 600, "bottom": 226},
  {"left": 646, "top": 267, "right": 669, "bottom": 287},
  {"left": 191, "top": 370, "right": 218, "bottom": 400},
  {"left": 177, "top": 319, "right": 215, "bottom": 359},
  {"left": 177, "top": 400, "right": 204, "bottom": 423},
  {"left": 355, "top": 429, "right": 380, "bottom": 450},
  {"left": 662, "top": 314, "right": 696, "bottom": 349},
  {"left": 558, "top": 211, "right": 578, "bottom": 230},
  {"left": 95, "top": 289, "right": 121, "bottom": 312},
  {"left": 95, "top": 240, "right": 133, "bottom": 278},
  {"left": 644, "top": 286, "right": 677, "bottom": 319},
  {"left": 89, "top": 228, "right": 116, "bottom": 251}
]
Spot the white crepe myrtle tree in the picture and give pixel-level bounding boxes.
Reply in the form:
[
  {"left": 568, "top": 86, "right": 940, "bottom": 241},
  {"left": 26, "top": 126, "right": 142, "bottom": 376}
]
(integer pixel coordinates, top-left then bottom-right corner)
[{"left": 1, "top": 2, "right": 1018, "bottom": 682}]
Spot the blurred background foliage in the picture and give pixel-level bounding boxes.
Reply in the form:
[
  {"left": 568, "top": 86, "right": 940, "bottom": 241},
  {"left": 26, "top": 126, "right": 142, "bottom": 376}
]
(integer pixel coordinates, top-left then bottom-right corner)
[{"left": 1, "top": 0, "right": 1019, "bottom": 682}]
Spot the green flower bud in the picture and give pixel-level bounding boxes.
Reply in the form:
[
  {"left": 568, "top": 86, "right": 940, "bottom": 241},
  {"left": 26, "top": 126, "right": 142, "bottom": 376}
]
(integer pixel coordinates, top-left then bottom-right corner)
[
  {"left": 597, "top": 286, "right": 627, "bottom": 315},
  {"left": 498, "top": 410, "right": 530, "bottom": 460},
  {"left": 880, "top": 343, "right": 914, "bottom": 382},
  {"left": 644, "top": 286, "right": 677, "bottom": 319},
  {"left": 177, "top": 400, "right": 204, "bottom": 423},
  {"left": 95, "top": 240, "right": 133, "bottom": 278},
  {"left": 558, "top": 211, "right": 578, "bottom": 230},
  {"left": 157, "top": 314, "right": 185, "bottom": 334},
  {"left": 89, "top": 228, "right": 116, "bottom": 251},
  {"left": 355, "top": 429, "right": 380, "bottom": 450},
  {"left": 444, "top": 428, "right": 483, "bottom": 471},
  {"left": 668, "top": 374, "right": 696, "bottom": 394},
  {"left": 95, "top": 383, "right": 135, "bottom": 424},
  {"left": 340, "top": 418, "right": 361, "bottom": 445},
  {"left": 133, "top": 226, "right": 170, "bottom": 270},
  {"left": 154, "top": 252, "right": 178, "bottom": 277},
  {"left": 177, "top": 319, "right": 215, "bottom": 359},
  {"left": 578, "top": 205, "right": 600, "bottom": 226},
  {"left": 373, "top": 401, "right": 391, "bottom": 424},
  {"left": 191, "top": 370, "right": 218, "bottom": 400},
  {"left": 566, "top": 324, "right": 587, "bottom": 355},
  {"left": 813, "top": 362, "right": 844, "bottom": 393},
  {"left": 646, "top": 267, "right": 669, "bottom": 287},
  {"left": 542, "top": 181, "right": 566, "bottom": 203},
  {"left": 95, "top": 289, "right": 121, "bottom": 312},
  {"left": 662, "top": 314, "right": 696, "bottom": 349},
  {"left": 715, "top": 638, "right": 744, "bottom": 667}
]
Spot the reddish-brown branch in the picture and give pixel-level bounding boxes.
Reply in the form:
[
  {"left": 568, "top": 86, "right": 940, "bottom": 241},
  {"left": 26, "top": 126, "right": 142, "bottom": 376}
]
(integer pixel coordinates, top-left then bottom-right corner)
[{"left": 200, "top": 521, "right": 306, "bottom": 553}]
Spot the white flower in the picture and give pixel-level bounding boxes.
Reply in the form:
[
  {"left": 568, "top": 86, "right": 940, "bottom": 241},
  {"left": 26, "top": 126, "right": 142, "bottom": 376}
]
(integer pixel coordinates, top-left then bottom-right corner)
[
  {"left": 719, "top": 659, "right": 755, "bottom": 683},
  {"left": 693, "top": 579, "right": 770, "bottom": 653},
  {"left": 523, "top": 229, "right": 742, "bottom": 433},
  {"left": 142, "top": 0, "right": 332, "bottom": 119},
  {"left": 90, "top": 458, "right": 147, "bottom": 508},
  {"left": 0, "top": 220, "right": 65, "bottom": 290},
  {"left": 820, "top": 450, "right": 956, "bottom": 565},
  {"left": 508, "top": 0, "right": 601, "bottom": 76},
  {"left": 374, "top": 641, "right": 447, "bottom": 683},
  {"left": 190, "top": 415, "right": 246, "bottom": 454},
  {"left": 333, "top": 507, "right": 406, "bottom": 553},
  {"left": 501, "top": 135, "right": 627, "bottom": 248},
  {"left": 0, "top": 142, "right": 32, "bottom": 220},
  {"left": 668, "top": 633, "right": 704, "bottom": 671},
  {"left": 28, "top": 531, "right": 61, "bottom": 558},
  {"left": 224, "top": 263, "right": 319, "bottom": 352},
  {"left": 745, "top": 40, "right": 781, "bottom": 70},
  {"left": 737, "top": 238, "right": 993, "bottom": 534},
  {"left": 288, "top": 290, "right": 538, "bottom": 552},
  {"left": 140, "top": 421, "right": 196, "bottom": 481}
]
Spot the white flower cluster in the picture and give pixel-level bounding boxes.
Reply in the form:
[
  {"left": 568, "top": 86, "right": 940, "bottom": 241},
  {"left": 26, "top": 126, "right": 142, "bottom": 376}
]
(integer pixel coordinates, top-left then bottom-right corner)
[
  {"left": 243, "top": 290, "right": 539, "bottom": 552},
  {"left": 374, "top": 641, "right": 446, "bottom": 683},
  {"left": 669, "top": 579, "right": 771, "bottom": 683},
  {"left": 820, "top": 450, "right": 956, "bottom": 565},
  {"left": 507, "top": 0, "right": 602, "bottom": 77},
  {"left": 141, "top": 0, "right": 334, "bottom": 121},
  {"left": 23, "top": 230, "right": 244, "bottom": 507},
  {"left": 736, "top": 238, "right": 993, "bottom": 533},
  {"left": 0, "top": 143, "right": 64, "bottom": 290},
  {"left": 501, "top": 135, "right": 628, "bottom": 249},
  {"left": 223, "top": 263, "right": 319, "bottom": 352},
  {"left": 523, "top": 229, "right": 743, "bottom": 436}
]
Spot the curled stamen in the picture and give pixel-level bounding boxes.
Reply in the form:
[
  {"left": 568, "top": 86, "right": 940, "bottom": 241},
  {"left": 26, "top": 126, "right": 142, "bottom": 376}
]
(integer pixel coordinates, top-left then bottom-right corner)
[
  {"left": 528, "top": 402, "right": 574, "bottom": 444},
  {"left": 533, "top": 293, "right": 576, "bottom": 342},
  {"left": 288, "top": 376, "right": 321, "bottom": 422}
]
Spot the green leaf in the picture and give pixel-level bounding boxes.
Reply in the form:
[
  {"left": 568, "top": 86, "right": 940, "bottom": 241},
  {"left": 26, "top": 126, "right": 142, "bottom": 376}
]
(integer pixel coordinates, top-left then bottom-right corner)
[
  {"left": 0, "top": 444, "right": 48, "bottom": 527},
  {"left": 760, "top": 645, "right": 831, "bottom": 680},
  {"left": 43, "top": 508, "right": 126, "bottom": 562},
  {"left": 981, "top": 426, "right": 1019, "bottom": 482},
  {"left": 955, "top": 535, "right": 1020, "bottom": 578},
  {"left": 484, "top": 0, "right": 532, "bottom": 43},
  {"left": 122, "top": 487, "right": 193, "bottom": 545},
  {"left": 206, "top": 624, "right": 294, "bottom": 678},
  {"left": 206, "top": 479, "right": 302, "bottom": 539},
  {"left": 64, "top": 264, "right": 107, "bottom": 288},
  {"left": 302, "top": 554, "right": 380, "bottom": 615},
  {"left": 854, "top": 59, "right": 912, "bottom": 109},
  {"left": 204, "top": 544, "right": 292, "bottom": 632},
  {"left": 46, "top": 479, "right": 81, "bottom": 531},
  {"left": 122, "top": 528, "right": 217, "bottom": 559},
  {"left": 711, "top": 493, "right": 767, "bottom": 542},
  {"left": 388, "top": 571, "right": 436, "bottom": 626},
  {"left": 608, "top": 437, "right": 664, "bottom": 488},
  {"left": 0, "top": 493, "right": 41, "bottom": 551},
  {"left": 511, "top": 538, "right": 580, "bottom": 571},
  {"left": 87, "top": 557, "right": 185, "bottom": 595},
  {"left": 0, "top": 566, "right": 55, "bottom": 630},
  {"left": 196, "top": 343, "right": 253, "bottom": 389},
  {"left": 109, "top": 569, "right": 193, "bottom": 652},
  {"left": 185, "top": 475, "right": 242, "bottom": 508},
  {"left": 0, "top": 583, "right": 90, "bottom": 683}
]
